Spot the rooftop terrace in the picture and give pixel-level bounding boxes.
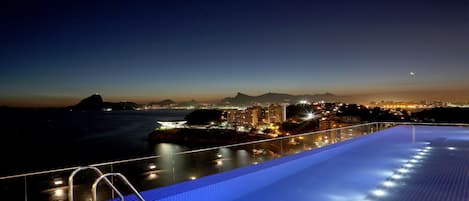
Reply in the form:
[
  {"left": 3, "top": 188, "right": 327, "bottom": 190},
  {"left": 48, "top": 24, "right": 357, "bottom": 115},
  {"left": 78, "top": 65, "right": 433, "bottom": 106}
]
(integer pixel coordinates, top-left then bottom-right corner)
[{"left": 1, "top": 122, "right": 468, "bottom": 201}]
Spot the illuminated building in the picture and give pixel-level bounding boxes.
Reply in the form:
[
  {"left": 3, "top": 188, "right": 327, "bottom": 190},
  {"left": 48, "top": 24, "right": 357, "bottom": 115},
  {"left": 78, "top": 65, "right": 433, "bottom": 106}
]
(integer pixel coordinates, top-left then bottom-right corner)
[
  {"left": 225, "top": 109, "right": 258, "bottom": 128},
  {"left": 247, "top": 106, "right": 262, "bottom": 127},
  {"left": 225, "top": 104, "right": 286, "bottom": 129},
  {"left": 267, "top": 104, "right": 286, "bottom": 124},
  {"left": 156, "top": 121, "right": 187, "bottom": 130}
]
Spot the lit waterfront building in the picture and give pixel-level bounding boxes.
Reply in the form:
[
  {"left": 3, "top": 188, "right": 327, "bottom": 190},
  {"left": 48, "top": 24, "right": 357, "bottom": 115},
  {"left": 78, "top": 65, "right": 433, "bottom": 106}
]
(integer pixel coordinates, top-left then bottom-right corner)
[
  {"left": 224, "top": 104, "right": 286, "bottom": 129},
  {"left": 156, "top": 120, "right": 187, "bottom": 130},
  {"left": 225, "top": 109, "right": 258, "bottom": 128}
]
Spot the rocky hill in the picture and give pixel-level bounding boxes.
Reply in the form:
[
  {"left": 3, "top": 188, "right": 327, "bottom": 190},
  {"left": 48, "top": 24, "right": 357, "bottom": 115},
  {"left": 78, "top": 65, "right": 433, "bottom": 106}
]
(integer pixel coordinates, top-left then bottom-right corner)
[{"left": 69, "top": 94, "right": 139, "bottom": 111}]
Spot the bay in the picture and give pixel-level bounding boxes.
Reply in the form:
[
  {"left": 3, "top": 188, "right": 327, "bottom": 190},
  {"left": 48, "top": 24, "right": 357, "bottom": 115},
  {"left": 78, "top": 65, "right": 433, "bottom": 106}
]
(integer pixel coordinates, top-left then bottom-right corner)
[{"left": 0, "top": 109, "right": 193, "bottom": 176}]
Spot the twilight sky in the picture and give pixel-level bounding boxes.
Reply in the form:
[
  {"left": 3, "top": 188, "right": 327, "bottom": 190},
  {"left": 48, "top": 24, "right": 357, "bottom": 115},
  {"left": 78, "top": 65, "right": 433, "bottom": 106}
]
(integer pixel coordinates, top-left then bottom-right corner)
[{"left": 1, "top": 0, "right": 468, "bottom": 106}]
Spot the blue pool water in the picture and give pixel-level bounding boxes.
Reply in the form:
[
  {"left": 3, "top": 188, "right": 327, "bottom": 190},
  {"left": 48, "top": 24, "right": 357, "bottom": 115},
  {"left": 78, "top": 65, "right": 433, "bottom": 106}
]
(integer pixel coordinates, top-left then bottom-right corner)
[{"left": 121, "top": 125, "right": 469, "bottom": 201}]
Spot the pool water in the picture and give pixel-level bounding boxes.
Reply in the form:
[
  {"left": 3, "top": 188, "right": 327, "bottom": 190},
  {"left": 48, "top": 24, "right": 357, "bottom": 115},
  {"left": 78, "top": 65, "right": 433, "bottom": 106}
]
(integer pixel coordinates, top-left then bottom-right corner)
[{"left": 123, "top": 125, "right": 469, "bottom": 201}]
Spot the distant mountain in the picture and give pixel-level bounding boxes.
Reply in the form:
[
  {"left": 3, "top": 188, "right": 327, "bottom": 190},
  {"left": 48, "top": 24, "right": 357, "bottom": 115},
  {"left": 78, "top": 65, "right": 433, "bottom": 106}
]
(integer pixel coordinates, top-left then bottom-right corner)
[
  {"left": 69, "top": 94, "right": 139, "bottom": 111},
  {"left": 103, "top": 101, "right": 139, "bottom": 110},
  {"left": 221, "top": 92, "right": 345, "bottom": 106},
  {"left": 72, "top": 94, "right": 104, "bottom": 111},
  {"left": 177, "top": 99, "right": 200, "bottom": 107},
  {"left": 148, "top": 99, "right": 176, "bottom": 107},
  {"left": 220, "top": 93, "right": 250, "bottom": 105}
]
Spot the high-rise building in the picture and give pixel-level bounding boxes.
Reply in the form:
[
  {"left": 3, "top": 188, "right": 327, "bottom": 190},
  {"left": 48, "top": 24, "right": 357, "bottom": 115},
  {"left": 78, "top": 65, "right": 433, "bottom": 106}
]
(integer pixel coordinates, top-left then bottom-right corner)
[
  {"left": 246, "top": 106, "right": 262, "bottom": 127},
  {"left": 225, "top": 105, "right": 286, "bottom": 128},
  {"left": 268, "top": 104, "right": 285, "bottom": 124},
  {"left": 225, "top": 108, "right": 260, "bottom": 128}
]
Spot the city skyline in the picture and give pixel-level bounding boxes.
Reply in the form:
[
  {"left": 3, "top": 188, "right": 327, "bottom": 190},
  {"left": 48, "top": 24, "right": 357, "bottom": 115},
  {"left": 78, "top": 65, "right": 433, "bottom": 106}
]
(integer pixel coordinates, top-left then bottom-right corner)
[{"left": 1, "top": 0, "right": 468, "bottom": 107}]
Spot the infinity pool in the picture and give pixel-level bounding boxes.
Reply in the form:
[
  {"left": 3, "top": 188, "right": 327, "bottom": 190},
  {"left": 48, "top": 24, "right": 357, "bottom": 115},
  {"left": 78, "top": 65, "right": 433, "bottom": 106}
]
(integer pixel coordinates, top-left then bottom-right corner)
[{"left": 120, "top": 125, "right": 469, "bottom": 201}]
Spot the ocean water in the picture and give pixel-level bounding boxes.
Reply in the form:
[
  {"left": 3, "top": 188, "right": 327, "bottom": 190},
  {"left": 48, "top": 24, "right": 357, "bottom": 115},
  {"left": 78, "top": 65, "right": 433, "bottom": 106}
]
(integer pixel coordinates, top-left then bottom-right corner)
[{"left": 0, "top": 109, "right": 192, "bottom": 176}]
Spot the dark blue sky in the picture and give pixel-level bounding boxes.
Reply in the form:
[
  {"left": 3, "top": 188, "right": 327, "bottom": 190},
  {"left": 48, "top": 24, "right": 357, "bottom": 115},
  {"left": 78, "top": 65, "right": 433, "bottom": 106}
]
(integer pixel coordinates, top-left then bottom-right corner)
[{"left": 1, "top": 0, "right": 468, "bottom": 106}]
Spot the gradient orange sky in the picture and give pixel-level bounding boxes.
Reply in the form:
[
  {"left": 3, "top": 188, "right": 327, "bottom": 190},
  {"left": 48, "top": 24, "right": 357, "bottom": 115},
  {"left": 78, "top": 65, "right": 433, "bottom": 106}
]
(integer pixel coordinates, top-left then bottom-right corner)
[{"left": 1, "top": 0, "right": 468, "bottom": 107}]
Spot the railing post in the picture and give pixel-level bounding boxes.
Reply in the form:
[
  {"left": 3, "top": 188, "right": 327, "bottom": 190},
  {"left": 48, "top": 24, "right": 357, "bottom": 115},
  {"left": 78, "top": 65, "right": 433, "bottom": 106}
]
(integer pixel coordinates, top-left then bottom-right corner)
[
  {"left": 24, "top": 176, "right": 27, "bottom": 201},
  {"left": 280, "top": 139, "right": 283, "bottom": 156},
  {"left": 252, "top": 144, "right": 256, "bottom": 162},
  {"left": 171, "top": 157, "right": 176, "bottom": 183},
  {"left": 110, "top": 164, "right": 115, "bottom": 199}
]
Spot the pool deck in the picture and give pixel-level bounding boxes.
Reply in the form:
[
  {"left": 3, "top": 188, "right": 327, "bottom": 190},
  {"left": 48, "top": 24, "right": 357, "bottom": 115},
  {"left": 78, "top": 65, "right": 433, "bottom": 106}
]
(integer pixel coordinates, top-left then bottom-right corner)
[{"left": 118, "top": 125, "right": 469, "bottom": 201}]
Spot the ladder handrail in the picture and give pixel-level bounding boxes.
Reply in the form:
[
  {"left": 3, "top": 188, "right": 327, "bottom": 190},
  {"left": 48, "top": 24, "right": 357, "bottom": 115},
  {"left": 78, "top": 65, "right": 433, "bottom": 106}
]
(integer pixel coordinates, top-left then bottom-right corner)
[
  {"left": 68, "top": 166, "right": 124, "bottom": 201},
  {"left": 92, "top": 173, "right": 146, "bottom": 201}
]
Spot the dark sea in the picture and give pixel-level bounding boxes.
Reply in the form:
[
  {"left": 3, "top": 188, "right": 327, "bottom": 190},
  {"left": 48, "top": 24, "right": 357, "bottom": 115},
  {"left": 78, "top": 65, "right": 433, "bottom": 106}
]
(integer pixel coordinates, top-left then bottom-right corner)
[{"left": 0, "top": 109, "right": 193, "bottom": 176}]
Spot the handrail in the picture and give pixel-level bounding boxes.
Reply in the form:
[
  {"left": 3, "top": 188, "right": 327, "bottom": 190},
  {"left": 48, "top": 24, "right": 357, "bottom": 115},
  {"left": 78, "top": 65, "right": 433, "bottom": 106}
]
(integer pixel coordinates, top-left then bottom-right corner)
[
  {"left": 0, "top": 166, "right": 81, "bottom": 180},
  {"left": 92, "top": 173, "right": 145, "bottom": 201},
  {"left": 2, "top": 122, "right": 468, "bottom": 180},
  {"left": 68, "top": 166, "right": 124, "bottom": 201}
]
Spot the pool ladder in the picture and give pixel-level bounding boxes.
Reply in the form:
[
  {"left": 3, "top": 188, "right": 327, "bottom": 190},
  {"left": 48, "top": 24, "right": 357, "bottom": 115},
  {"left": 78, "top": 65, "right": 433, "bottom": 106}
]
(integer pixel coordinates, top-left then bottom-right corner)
[{"left": 68, "top": 166, "right": 146, "bottom": 201}]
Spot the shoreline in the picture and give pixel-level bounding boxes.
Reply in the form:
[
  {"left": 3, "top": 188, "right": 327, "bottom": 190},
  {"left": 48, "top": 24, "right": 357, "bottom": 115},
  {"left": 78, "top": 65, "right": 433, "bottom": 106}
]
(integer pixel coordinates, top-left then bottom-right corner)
[{"left": 148, "top": 128, "right": 273, "bottom": 146}]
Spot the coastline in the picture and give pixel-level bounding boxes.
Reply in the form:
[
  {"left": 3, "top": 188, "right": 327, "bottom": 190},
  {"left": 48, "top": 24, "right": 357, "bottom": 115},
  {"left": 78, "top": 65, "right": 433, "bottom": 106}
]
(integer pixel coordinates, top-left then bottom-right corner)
[{"left": 148, "top": 128, "right": 273, "bottom": 147}]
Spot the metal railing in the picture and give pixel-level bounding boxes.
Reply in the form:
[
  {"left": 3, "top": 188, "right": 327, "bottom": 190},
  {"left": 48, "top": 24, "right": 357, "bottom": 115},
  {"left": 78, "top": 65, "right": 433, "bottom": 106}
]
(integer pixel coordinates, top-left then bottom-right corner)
[
  {"left": 92, "top": 173, "right": 145, "bottom": 201},
  {"left": 68, "top": 166, "right": 124, "bottom": 201},
  {"left": 1, "top": 122, "right": 467, "bottom": 201}
]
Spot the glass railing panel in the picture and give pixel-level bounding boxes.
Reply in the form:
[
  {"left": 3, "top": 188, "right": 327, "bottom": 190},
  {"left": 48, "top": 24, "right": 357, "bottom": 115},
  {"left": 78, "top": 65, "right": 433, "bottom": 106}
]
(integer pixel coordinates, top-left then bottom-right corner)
[
  {"left": 299, "top": 132, "right": 322, "bottom": 151},
  {"left": 0, "top": 176, "right": 24, "bottom": 201},
  {"left": 250, "top": 140, "right": 282, "bottom": 163},
  {"left": 26, "top": 171, "right": 70, "bottom": 201},
  {"left": 7, "top": 165, "right": 118, "bottom": 201},
  {"left": 213, "top": 146, "right": 255, "bottom": 172},
  {"left": 0, "top": 122, "right": 413, "bottom": 201},
  {"left": 229, "top": 145, "right": 259, "bottom": 167},
  {"left": 281, "top": 136, "right": 308, "bottom": 156},
  {"left": 108, "top": 156, "right": 173, "bottom": 195},
  {"left": 172, "top": 149, "right": 220, "bottom": 184}
]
